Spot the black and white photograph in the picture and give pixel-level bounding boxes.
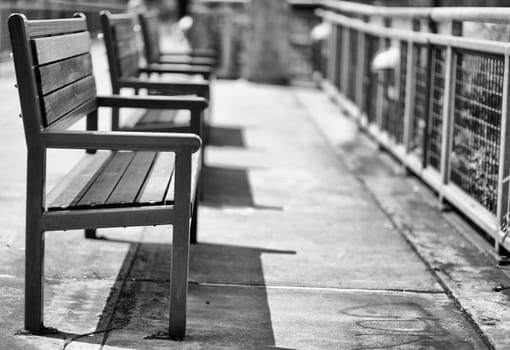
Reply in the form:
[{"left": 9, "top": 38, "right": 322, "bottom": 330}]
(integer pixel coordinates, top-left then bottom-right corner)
[{"left": 1, "top": 0, "right": 510, "bottom": 349}]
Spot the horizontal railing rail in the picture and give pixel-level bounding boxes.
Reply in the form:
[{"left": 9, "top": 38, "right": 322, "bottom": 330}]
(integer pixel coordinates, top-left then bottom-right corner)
[
  {"left": 322, "top": 0, "right": 510, "bottom": 23},
  {"left": 315, "top": 2, "right": 510, "bottom": 255}
]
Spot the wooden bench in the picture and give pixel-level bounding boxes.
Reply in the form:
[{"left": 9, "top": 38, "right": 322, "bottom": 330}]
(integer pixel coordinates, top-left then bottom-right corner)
[
  {"left": 101, "top": 11, "right": 213, "bottom": 132},
  {"left": 9, "top": 12, "right": 206, "bottom": 339},
  {"left": 138, "top": 10, "right": 217, "bottom": 67}
]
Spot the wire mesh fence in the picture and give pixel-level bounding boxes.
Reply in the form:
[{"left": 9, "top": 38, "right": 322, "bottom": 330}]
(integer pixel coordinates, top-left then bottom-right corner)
[
  {"left": 427, "top": 46, "right": 446, "bottom": 171},
  {"left": 381, "top": 40, "right": 407, "bottom": 144},
  {"left": 380, "top": 38, "right": 405, "bottom": 143},
  {"left": 450, "top": 50, "right": 504, "bottom": 214},
  {"left": 411, "top": 43, "right": 429, "bottom": 159},
  {"left": 347, "top": 28, "right": 358, "bottom": 101},
  {"left": 364, "top": 33, "right": 379, "bottom": 124},
  {"left": 316, "top": 5, "right": 510, "bottom": 252},
  {"left": 320, "top": 36, "right": 328, "bottom": 78}
]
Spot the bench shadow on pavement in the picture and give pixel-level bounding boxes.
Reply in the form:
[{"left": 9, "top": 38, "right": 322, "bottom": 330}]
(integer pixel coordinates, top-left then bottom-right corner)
[
  {"left": 203, "top": 125, "right": 283, "bottom": 211},
  {"left": 42, "top": 239, "right": 296, "bottom": 349},
  {"left": 207, "top": 125, "right": 246, "bottom": 148},
  {"left": 39, "top": 124, "right": 295, "bottom": 347},
  {"left": 202, "top": 165, "right": 284, "bottom": 211}
]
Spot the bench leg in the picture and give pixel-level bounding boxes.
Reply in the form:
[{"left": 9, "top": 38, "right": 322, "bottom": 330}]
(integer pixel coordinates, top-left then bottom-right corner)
[
  {"left": 84, "top": 229, "right": 97, "bottom": 239},
  {"left": 25, "top": 226, "right": 45, "bottom": 332},
  {"left": 25, "top": 149, "right": 46, "bottom": 333},
  {"left": 190, "top": 199, "right": 198, "bottom": 244},
  {"left": 169, "top": 152, "right": 193, "bottom": 339},
  {"left": 169, "top": 219, "right": 191, "bottom": 340},
  {"left": 112, "top": 108, "right": 120, "bottom": 131}
]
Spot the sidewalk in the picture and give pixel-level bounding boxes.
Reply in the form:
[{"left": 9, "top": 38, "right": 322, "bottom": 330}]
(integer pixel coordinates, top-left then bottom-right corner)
[{"left": 0, "top": 43, "right": 509, "bottom": 348}]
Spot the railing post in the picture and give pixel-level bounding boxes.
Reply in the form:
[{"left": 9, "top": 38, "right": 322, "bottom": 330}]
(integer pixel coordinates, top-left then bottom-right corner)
[
  {"left": 376, "top": 18, "right": 392, "bottom": 132},
  {"left": 403, "top": 19, "right": 420, "bottom": 153},
  {"left": 356, "top": 16, "right": 369, "bottom": 113},
  {"left": 422, "top": 18, "right": 437, "bottom": 168},
  {"left": 327, "top": 21, "right": 337, "bottom": 85},
  {"left": 356, "top": 28, "right": 366, "bottom": 110},
  {"left": 375, "top": 36, "right": 385, "bottom": 131},
  {"left": 340, "top": 25, "right": 350, "bottom": 94},
  {"left": 496, "top": 50, "right": 510, "bottom": 253},
  {"left": 403, "top": 39, "right": 416, "bottom": 153},
  {"left": 334, "top": 24, "right": 343, "bottom": 89},
  {"left": 439, "top": 20, "right": 462, "bottom": 202}
]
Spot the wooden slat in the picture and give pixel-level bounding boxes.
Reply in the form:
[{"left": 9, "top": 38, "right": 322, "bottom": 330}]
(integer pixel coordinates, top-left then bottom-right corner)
[
  {"left": 165, "top": 152, "right": 200, "bottom": 203},
  {"left": 116, "top": 37, "right": 139, "bottom": 59},
  {"left": 37, "top": 53, "right": 93, "bottom": 95},
  {"left": 28, "top": 18, "right": 87, "bottom": 37},
  {"left": 138, "top": 109, "right": 180, "bottom": 125},
  {"left": 47, "top": 152, "right": 111, "bottom": 210},
  {"left": 42, "top": 206, "right": 176, "bottom": 231},
  {"left": 44, "top": 98, "right": 97, "bottom": 131},
  {"left": 107, "top": 151, "right": 157, "bottom": 205},
  {"left": 77, "top": 151, "right": 134, "bottom": 206},
  {"left": 114, "top": 22, "right": 136, "bottom": 41},
  {"left": 147, "top": 24, "right": 160, "bottom": 58},
  {"left": 139, "top": 13, "right": 160, "bottom": 62},
  {"left": 118, "top": 54, "right": 139, "bottom": 77},
  {"left": 42, "top": 75, "right": 96, "bottom": 125},
  {"left": 109, "top": 14, "right": 134, "bottom": 25},
  {"left": 138, "top": 152, "right": 175, "bottom": 204},
  {"left": 32, "top": 31, "right": 91, "bottom": 65}
]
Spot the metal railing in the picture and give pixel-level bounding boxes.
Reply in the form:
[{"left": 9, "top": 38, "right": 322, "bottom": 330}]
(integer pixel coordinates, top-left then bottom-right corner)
[{"left": 315, "top": 1, "right": 510, "bottom": 254}]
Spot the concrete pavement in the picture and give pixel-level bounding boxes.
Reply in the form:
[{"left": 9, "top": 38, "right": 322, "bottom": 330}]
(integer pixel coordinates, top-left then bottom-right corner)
[{"left": 0, "top": 41, "right": 508, "bottom": 348}]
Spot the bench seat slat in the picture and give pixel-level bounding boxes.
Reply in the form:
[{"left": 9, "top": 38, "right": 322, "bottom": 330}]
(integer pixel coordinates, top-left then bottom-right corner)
[
  {"left": 37, "top": 53, "right": 93, "bottom": 95},
  {"left": 138, "top": 152, "right": 176, "bottom": 204},
  {"left": 106, "top": 151, "right": 157, "bottom": 205},
  {"left": 47, "top": 151, "right": 111, "bottom": 210},
  {"left": 139, "top": 109, "right": 183, "bottom": 125},
  {"left": 32, "top": 31, "right": 91, "bottom": 65},
  {"left": 42, "top": 75, "right": 96, "bottom": 125},
  {"left": 77, "top": 151, "right": 134, "bottom": 207},
  {"left": 47, "top": 151, "right": 184, "bottom": 211},
  {"left": 125, "top": 110, "right": 190, "bottom": 132},
  {"left": 117, "top": 108, "right": 187, "bottom": 132}
]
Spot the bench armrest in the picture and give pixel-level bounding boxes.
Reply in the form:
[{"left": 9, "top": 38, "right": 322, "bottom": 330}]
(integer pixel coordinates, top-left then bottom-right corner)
[
  {"left": 140, "top": 64, "right": 213, "bottom": 77},
  {"left": 117, "top": 78, "right": 209, "bottom": 97},
  {"left": 97, "top": 95, "right": 208, "bottom": 111},
  {"left": 41, "top": 130, "right": 201, "bottom": 153}
]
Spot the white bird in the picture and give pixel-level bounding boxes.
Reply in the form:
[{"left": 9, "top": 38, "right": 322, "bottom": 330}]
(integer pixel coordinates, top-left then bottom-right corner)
[
  {"left": 371, "top": 46, "right": 400, "bottom": 72},
  {"left": 311, "top": 22, "right": 332, "bottom": 41},
  {"left": 178, "top": 16, "right": 194, "bottom": 32}
]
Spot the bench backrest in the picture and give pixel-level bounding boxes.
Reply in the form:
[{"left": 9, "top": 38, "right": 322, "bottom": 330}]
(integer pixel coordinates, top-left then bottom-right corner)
[
  {"left": 101, "top": 11, "right": 140, "bottom": 92},
  {"left": 138, "top": 11, "right": 161, "bottom": 64},
  {"left": 9, "top": 13, "right": 97, "bottom": 143}
]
